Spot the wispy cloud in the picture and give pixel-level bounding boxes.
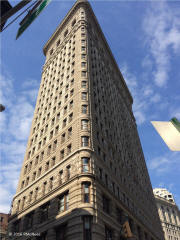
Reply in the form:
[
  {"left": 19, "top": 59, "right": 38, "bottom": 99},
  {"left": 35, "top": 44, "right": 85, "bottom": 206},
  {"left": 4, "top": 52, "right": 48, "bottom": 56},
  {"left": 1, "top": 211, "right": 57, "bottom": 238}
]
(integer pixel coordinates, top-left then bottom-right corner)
[
  {"left": 0, "top": 66, "right": 38, "bottom": 213},
  {"left": 148, "top": 151, "right": 180, "bottom": 175},
  {"left": 143, "top": 1, "right": 180, "bottom": 87},
  {"left": 121, "top": 63, "right": 162, "bottom": 125}
]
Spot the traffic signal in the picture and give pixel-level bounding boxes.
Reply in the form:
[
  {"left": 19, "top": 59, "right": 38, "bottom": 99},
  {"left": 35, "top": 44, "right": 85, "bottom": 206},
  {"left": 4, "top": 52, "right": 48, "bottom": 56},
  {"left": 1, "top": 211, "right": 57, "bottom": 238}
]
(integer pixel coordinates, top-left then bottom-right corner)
[{"left": 122, "top": 221, "right": 133, "bottom": 238}]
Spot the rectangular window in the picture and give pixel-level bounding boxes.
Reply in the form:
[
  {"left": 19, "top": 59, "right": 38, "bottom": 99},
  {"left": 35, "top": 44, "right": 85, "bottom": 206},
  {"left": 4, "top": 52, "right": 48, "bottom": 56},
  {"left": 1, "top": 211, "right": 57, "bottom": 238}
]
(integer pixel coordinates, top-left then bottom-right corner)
[
  {"left": 66, "top": 165, "right": 71, "bottom": 180},
  {"left": 83, "top": 216, "right": 92, "bottom": 240},
  {"left": 55, "top": 224, "right": 67, "bottom": 240},
  {"left": 81, "top": 71, "right": 86, "bottom": 77},
  {"left": 45, "top": 161, "right": 49, "bottom": 171},
  {"left": 81, "top": 136, "right": 89, "bottom": 147},
  {"left": 81, "top": 119, "right": 88, "bottom": 130},
  {"left": 47, "top": 145, "right": 51, "bottom": 156},
  {"left": 69, "top": 100, "right": 73, "bottom": 109},
  {"left": 60, "top": 149, "right": 64, "bottom": 160},
  {"left": 103, "top": 195, "right": 110, "bottom": 214},
  {"left": 81, "top": 81, "right": 87, "bottom": 88},
  {"left": 69, "top": 113, "right": 73, "bottom": 122},
  {"left": 38, "top": 168, "right": 42, "bottom": 177},
  {"left": 105, "top": 226, "right": 113, "bottom": 240},
  {"left": 81, "top": 54, "right": 86, "bottom": 59},
  {"left": 82, "top": 92, "right": 87, "bottom": 100},
  {"left": 51, "top": 157, "right": 55, "bottom": 166},
  {"left": 40, "top": 203, "right": 49, "bottom": 223},
  {"left": 67, "top": 144, "right": 72, "bottom": 155},
  {"left": 53, "top": 140, "right": 57, "bottom": 151},
  {"left": 82, "top": 182, "right": 90, "bottom": 203},
  {"left": 68, "top": 127, "right": 72, "bottom": 138},
  {"left": 61, "top": 133, "right": 66, "bottom": 143},
  {"left": 59, "top": 192, "right": 69, "bottom": 212},
  {"left": 82, "top": 157, "right": 90, "bottom": 173},
  {"left": 63, "top": 119, "right": 67, "bottom": 128},
  {"left": 55, "top": 125, "right": 59, "bottom": 135}
]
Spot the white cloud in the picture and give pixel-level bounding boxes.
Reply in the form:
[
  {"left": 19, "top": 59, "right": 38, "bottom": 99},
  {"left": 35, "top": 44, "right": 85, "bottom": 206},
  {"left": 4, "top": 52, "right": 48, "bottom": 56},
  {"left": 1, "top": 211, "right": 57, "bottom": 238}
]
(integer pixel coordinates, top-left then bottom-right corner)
[
  {"left": 121, "top": 63, "right": 164, "bottom": 125},
  {"left": 143, "top": 1, "right": 180, "bottom": 87},
  {"left": 148, "top": 151, "right": 180, "bottom": 175},
  {"left": 0, "top": 68, "right": 38, "bottom": 213}
]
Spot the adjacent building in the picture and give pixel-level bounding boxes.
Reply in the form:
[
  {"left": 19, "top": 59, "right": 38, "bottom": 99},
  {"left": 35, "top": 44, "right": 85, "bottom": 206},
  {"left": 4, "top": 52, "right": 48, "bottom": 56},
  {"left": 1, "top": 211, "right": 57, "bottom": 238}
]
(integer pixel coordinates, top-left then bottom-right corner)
[
  {"left": 8, "top": 0, "right": 164, "bottom": 239},
  {"left": 154, "top": 188, "right": 180, "bottom": 240},
  {"left": 0, "top": 213, "right": 9, "bottom": 240}
]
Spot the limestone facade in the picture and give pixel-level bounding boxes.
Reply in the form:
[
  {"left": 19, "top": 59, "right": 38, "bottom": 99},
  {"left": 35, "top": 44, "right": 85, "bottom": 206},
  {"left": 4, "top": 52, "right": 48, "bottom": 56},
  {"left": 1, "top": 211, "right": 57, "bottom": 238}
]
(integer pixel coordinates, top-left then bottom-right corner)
[
  {"left": 154, "top": 189, "right": 180, "bottom": 240},
  {"left": 8, "top": 0, "right": 164, "bottom": 239}
]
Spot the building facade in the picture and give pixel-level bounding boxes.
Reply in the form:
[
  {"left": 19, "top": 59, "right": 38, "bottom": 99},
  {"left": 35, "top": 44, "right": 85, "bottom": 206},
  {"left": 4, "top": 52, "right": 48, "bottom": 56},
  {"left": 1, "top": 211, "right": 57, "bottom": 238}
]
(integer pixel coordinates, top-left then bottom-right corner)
[
  {"left": 0, "top": 213, "right": 9, "bottom": 240},
  {"left": 154, "top": 188, "right": 180, "bottom": 240},
  {"left": 8, "top": 0, "right": 164, "bottom": 239}
]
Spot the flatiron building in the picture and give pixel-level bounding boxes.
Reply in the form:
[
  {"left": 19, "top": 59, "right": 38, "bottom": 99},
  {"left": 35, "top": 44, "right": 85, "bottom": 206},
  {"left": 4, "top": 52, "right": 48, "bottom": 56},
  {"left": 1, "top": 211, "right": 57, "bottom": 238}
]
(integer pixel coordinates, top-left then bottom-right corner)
[{"left": 8, "top": 0, "right": 164, "bottom": 239}]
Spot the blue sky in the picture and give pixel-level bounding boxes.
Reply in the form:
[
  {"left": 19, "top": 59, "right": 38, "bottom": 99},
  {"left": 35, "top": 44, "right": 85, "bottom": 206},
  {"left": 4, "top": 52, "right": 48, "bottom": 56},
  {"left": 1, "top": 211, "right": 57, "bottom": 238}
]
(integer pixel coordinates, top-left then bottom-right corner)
[{"left": 0, "top": 0, "right": 180, "bottom": 213}]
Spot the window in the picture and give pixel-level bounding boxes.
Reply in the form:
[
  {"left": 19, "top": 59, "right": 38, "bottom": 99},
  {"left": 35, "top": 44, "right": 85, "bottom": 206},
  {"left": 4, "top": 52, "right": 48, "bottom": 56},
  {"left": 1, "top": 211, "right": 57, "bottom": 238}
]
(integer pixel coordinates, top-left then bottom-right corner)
[
  {"left": 81, "top": 81, "right": 87, "bottom": 88},
  {"left": 53, "top": 140, "right": 57, "bottom": 151},
  {"left": 55, "top": 125, "right": 59, "bottom": 135},
  {"left": 81, "top": 54, "right": 86, "bottom": 59},
  {"left": 70, "top": 89, "right": 74, "bottom": 97},
  {"left": 63, "top": 118, "right": 67, "bottom": 128},
  {"left": 49, "top": 130, "right": 53, "bottom": 139},
  {"left": 69, "top": 100, "right": 73, "bottom": 109},
  {"left": 57, "top": 113, "right": 60, "bottom": 122},
  {"left": 116, "top": 208, "right": 122, "bottom": 223},
  {"left": 81, "top": 136, "right": 89, "bottom": 147},
  {"left": 105, "top": 226, "right": 113, "bottom": 240},
  {"left": 81, "top": 46, "right": 86, "bottom": 51},
  {"left": 69, "top": 113, "right": 73, "bottom": 122},
  {"left": 64, "top": 106, "right": 67, "bottom": 115},
  {"left": 49, "top": 177, "right": 53, "bottom": 191},
  {"left": 81, "top": 71, "right": 86, "bottom": 77},
  {"left": 51, "top": 157, "right": 55, "bottom": 166},
  {"left": 22, "top": 196, "right": 26, "bottom": 209},
  {"left": 59, "top": 192, "right": 69, "bottom": 212},
  {"left": 24, "top": 165, "right": 28, "bottom": 175},
  {"left": 82, "top": 157, "right": 90, "bottom": 173},
  {"left": 21, "top": 181, "right": 25, "bottom": 189},
  {"left": 40, "top": 203, "right": 49, "bottom": 223},
  {"left": 51, "top": 118, "right": 55, "bottom": 126},
  {"left": 83, "top": 216, "right": 92, "bottom": 240},
  {"left": 43, "top": 137, "right": 46, "bottom": 145},
  {"left": 64, "top": 29, "right": 68, "bottom": 38},
  {"left": 61, "top": 133, "right": 66, "bottom": 143},
  {"left": 60, "top": 149, "right": 64, "bottom": 159},
  {"left": 26, "top": 177, "right": 29, "bottom": 186},
  {"left": 45, "top": 161, "right": 49, "bottom": 171},
  {"left": 50, "top": 49, "right": 53, "bottom": 55},
  {"left": 38, "top": 167, "right": 42, "bottom": 177},
  {"left": 59, "top": 170, "right": 63, "bottom": 185},
  {"left": 82, "top": 92, "right": 87, "bottom": 100},
  {"left": 55, "top": 224, "right": 67, "bottom": 240},
  {"left": 32, "top": 172, "right": 36, "bottom": 181},
  {"left": 47, "top": 145, "right": 51, "bottom": 156},
  {"left": 72, "top": 19, "right": 76, "bottom": 26},
  {"left": 57, "top": 39, "right": 60, "bottom": 46},
  {"left": 29, "top": 191, "right": 33, "bottom": 203},
  {"left": 81, "top": 119, "right": 88, "bottom": 130},
  {"left": 40, "top": 151, "right": 44, "bottom": 161},
  {"left": 65, "top": 94, "right": 68, "bottom": 102},
  {"left": 82, "top": 182, "right": 90, "bottom": 203},
  {"left": 103, "top": 195, "right": 110, "bottom": 214},
  {"left": 67, "top": 144, "right": 72, "bottom": 155},
  {"left": 66, "top": 165, "right": 71, "bottom": 180}
]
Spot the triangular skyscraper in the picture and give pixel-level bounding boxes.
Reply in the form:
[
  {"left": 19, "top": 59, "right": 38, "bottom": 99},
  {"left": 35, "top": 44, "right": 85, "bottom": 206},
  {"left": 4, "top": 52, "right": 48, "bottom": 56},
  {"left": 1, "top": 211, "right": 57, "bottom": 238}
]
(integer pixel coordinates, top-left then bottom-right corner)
[{"left": 8, "top": 1, "right": 164, "bottom": 239}]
